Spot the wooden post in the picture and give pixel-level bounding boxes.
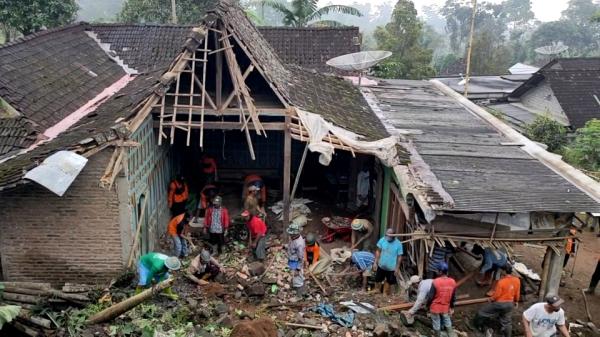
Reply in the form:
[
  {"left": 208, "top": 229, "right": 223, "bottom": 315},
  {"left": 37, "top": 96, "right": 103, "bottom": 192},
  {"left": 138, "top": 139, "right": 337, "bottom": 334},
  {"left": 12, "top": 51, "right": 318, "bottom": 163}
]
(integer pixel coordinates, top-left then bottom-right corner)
[
  {"left": 171, "top": 0, "right": 177, "bottom": 24},
  {"left": 538, "top": 247, "right": 551, "bottom": 301},
  {"left": 282, "top": 114, "right": 292, "bottom": 230},
  {"left": 214, "top": 26, "right": 223, "bottom": 110},
  {"left": 545, "top": 247, "right": 563, "bottom": 297},
  {"left": 127, "top": 195, "right": 148, "bottom": 268},
  {"left": 290, "top": 143, "right": 308, "bottom": 202}
]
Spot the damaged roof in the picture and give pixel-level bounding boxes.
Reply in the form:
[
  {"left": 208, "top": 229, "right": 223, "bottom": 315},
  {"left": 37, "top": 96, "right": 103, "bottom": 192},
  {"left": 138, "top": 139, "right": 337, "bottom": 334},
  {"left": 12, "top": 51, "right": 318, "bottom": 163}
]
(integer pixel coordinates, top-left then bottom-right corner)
[
  {"left": 366, "top": 79, "right": 600, "bottom": 213},
  {"left": 0, "top": 0, "right": 384, "bottom": 189},
  {"left": 510, "top": 58, "right": 600, "bottom": 129}
]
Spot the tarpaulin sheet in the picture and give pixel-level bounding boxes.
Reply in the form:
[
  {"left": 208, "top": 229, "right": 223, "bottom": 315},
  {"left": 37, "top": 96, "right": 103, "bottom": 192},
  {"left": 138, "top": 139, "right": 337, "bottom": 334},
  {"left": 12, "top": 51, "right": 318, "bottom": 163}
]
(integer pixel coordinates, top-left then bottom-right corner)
[{"left": 295, "top": 109, "right": 400, "bottom": 167}]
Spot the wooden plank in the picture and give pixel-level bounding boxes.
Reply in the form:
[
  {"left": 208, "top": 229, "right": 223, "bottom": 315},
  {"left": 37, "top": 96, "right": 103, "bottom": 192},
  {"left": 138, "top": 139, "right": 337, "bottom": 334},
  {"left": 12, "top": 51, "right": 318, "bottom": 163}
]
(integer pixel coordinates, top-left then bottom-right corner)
[
  {"left": 186, "top": 50, "right": 197, "bottom": 146},
  {"left": 378, "top": 297, "right": 490, "bottom": 311},
  {"left": 199, "top": 38, "right": 209, "bottom": 148},
  {"left": 215, "top": 26, "right": 223, "bottom": 109},
  {"left": 282, "top": 113, "right": 292, "bottom": 230}
]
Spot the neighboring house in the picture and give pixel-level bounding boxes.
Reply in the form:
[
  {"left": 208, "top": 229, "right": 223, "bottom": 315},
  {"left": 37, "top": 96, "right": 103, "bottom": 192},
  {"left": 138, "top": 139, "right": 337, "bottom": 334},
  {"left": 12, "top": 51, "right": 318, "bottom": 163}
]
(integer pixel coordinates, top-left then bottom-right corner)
[
  {"left": 492, "top": 58, "right": 600, "bottom": 130},
  {"left": 0, "top": 1, "right": 394, "bottom": 284},
  {"left": 362, "top": 78, "right": 600, "bottom": 295},
  {"left": 435, "top": 75, "right": 528, "bottom": 101}
]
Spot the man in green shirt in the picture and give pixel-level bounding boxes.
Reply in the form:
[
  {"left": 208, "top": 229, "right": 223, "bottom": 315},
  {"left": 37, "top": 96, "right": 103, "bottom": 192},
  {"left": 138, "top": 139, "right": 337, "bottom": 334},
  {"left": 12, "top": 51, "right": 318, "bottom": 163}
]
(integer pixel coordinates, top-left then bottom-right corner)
[{"left": 136, "top": 252, "right": 181, "bottom": 299}]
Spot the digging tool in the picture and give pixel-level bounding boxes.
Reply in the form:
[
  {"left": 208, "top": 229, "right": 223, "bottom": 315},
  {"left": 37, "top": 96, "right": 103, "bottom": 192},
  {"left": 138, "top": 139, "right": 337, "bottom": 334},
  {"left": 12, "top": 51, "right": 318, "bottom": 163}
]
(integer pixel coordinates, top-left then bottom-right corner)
[{"left": 308, "top": 271, "right": 329, "bottom": 295}]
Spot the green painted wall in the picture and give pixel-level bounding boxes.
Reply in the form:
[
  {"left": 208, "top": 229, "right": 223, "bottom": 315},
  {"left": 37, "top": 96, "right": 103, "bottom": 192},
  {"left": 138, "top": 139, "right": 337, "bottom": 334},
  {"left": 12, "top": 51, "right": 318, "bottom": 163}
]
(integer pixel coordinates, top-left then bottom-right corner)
[{"left": 379, "top": 166, "right": 392, "bottom": 238}]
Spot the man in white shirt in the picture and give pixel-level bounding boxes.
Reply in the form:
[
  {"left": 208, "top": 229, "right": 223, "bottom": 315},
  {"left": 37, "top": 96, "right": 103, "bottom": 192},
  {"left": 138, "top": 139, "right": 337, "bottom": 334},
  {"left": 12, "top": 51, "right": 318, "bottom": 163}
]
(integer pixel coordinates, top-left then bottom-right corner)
[
  {"left": 402, "top": 275, "right": 434, "bottom": 324},
  {"left": 522, "top": 295, "right": 570, "bottom": 337}
]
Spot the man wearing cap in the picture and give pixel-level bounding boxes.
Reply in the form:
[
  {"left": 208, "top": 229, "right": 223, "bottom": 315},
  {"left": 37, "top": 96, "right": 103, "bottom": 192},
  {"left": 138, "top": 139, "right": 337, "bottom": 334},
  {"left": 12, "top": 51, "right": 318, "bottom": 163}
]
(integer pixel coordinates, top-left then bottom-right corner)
[
  {"left": 373, "top": 228, "right": 404, "bottom": 295},
  {"left": 204, "top": 196, "right": 230, "bottom": 255},
  {"left": 402, "top": 275, "right": 434, "bottom": 324},
  {"left": 522, "top": 295, "right": 570, "bottom": 337},
  {"left": 351, "top": 250, "right": 376, "bottom": 291},
  {"left": 136, "top": 252, "right": 180, "bottom": 300},
  {"left": 242, "top": 210, "right": 267, "bottom": 260},
  {"left": 426, "top": 262, "right": 457, "bottom": 337},
  {"left": 287, "top": 223, "right": 306, "bottom": 294},
  {"left": 188, "top": 249, "right": 223, "bottom": 283},
  {"left": 351, "top": 218, "right": 374, "bottom": 251},
  {"left": 473, "top": 264, "right": 521, "bottom": 337},
  {"left": 304, "top": 232, "right": 320, "bottom": 270},
  {"left": 243, "top": 174, "right": 267, "bottom": 206}
]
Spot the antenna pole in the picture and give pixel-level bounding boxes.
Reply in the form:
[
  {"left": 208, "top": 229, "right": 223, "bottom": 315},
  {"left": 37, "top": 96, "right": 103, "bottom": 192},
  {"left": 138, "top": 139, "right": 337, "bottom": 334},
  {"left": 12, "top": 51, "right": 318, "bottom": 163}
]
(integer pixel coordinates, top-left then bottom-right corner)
[
  {"left": 464, "top": 0, "right": 477, "bottom": 97},
  {"left": 171, "top": 0, "right": 178, "bottom": 24}
]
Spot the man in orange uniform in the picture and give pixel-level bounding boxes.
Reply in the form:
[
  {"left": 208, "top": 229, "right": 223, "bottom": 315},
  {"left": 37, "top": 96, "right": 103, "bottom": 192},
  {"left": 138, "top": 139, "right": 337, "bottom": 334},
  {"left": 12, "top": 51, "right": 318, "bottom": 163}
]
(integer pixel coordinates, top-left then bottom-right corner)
[
  {"left": 167, "top": 213, "right": 189, "bottom": 258},
  {"left": 304, "top": 233, "right": 320, "bottom": 270},
  {"left": 168, "top": 175, "right": 189, "bottom": 216},
  {"left": 426, "top": 262, "right": 457, "bottom": 337},
  {"left": 473, "top": 264, "right": 521, "bottom": 337}
]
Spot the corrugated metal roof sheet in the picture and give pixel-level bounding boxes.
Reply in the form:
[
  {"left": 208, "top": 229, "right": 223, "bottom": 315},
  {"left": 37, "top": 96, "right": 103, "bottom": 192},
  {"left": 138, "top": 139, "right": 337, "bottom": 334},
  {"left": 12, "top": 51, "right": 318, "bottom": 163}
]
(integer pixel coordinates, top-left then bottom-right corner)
[{"left": 367, "top": 79, "right": 600, "bottom": 213}]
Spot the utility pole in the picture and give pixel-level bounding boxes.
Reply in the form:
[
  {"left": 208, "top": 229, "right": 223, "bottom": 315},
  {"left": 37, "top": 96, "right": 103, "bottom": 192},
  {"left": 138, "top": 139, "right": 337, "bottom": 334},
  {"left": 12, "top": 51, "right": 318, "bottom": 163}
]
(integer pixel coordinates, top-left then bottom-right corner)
[
  {"left": 464, "top": 0, "right": 477, "bottom": 97},
  {"left": 171, "top": 0, "right": 178, "bottom": 24}
]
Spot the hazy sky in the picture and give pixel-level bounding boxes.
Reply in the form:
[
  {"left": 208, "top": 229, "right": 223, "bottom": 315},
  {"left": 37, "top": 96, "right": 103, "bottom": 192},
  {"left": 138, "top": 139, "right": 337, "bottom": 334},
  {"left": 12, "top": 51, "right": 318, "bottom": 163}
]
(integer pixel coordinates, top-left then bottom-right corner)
[{"left": 320, "top": 0, "right": 570, "bottom": 22}]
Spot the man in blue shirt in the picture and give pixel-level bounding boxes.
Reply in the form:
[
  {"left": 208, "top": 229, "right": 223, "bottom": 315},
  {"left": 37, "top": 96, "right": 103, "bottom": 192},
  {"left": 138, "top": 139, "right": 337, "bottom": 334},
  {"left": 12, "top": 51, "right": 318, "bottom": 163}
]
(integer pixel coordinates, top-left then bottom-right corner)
[{"left": 372, "top": 228, "right": 404, "bottom": 295}]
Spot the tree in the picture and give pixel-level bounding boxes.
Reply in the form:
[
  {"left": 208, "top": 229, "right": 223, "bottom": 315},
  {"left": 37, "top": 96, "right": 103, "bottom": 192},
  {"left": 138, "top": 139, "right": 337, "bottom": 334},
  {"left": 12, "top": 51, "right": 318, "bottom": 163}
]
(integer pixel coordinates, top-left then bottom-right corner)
[
  {"left": 524, "top": 114, "right": 568, "bottom": 153},
  {"left": 372, "top": 0, "right": 434, "bottom": 79},
  {"left": 470, "top": 30, "right": 513, "bottom": 74},
  {"left": 119, "top": 0, "right": 214, "bottom": 24},
  {"left": 564, "top": 119, "right": 600, "bottom": 172},
  {"left": 258, "top": 0, "right": 362, "bottom": 27},
  {"left": 0, "top": 0, "right": 78, "bottom": 40}
]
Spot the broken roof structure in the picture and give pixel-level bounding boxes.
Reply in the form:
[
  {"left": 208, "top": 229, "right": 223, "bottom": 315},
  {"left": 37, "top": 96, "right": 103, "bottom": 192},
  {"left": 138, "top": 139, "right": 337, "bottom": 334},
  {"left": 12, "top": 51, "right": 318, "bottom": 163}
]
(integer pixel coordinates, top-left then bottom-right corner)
[
  {"left": 508, "top": 57, "right": 600, "bottom": 129},
  {"left": 0, "top": 2, "right": 383, "bottom": 191},
  {"left": 363, "top": 79, "right": 600, "bottom": 223}
]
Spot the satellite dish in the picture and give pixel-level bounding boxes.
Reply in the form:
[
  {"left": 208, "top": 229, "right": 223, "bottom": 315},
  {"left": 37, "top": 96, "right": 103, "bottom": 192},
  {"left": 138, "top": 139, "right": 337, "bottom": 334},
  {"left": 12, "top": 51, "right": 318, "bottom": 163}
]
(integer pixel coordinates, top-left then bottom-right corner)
[
  {"left": 326, "top": 50, "right": 392, "bottom": 85},
  {"left": 535, "top": 41, "right": 569, "bottom": 55}
]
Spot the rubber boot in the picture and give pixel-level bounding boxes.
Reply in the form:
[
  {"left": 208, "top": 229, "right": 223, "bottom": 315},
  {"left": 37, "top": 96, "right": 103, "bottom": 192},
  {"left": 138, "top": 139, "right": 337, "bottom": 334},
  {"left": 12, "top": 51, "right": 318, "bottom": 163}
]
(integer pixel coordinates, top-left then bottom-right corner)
[
  {"left": 383, "top": 282, "right": 390, "bottom": 296},
  {"left": 446, "top": 326, "right": 455, "bottom": 337},
  {"left": 162, "top": 286, "right": 179, "bottom": 300}
]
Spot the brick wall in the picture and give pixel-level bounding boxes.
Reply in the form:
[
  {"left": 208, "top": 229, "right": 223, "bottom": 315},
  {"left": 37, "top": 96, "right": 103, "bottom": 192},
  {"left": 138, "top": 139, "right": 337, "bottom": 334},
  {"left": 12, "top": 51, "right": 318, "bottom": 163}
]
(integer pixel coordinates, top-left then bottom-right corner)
[{"left": 0, "top": 149, "right": 124, "bottom": 285}]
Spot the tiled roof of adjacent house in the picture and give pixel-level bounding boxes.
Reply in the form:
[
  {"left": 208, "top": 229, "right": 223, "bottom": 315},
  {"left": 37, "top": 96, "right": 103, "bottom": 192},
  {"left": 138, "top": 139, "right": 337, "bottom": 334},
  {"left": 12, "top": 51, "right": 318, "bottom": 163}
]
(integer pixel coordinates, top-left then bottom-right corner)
[
  {"left": 259, "top": 26, "right": 360, "bottom": 74},
  {"left": 367, "top": 79, "right": 600, "bottom": 213},
  {"left": 511, "top": 58, "right": 600, "bottom": 129}
]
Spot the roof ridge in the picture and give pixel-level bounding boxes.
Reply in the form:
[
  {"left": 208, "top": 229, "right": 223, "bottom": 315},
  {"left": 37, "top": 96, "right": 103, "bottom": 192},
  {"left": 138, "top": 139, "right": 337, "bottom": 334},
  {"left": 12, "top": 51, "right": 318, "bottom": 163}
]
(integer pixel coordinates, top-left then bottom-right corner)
[
  {"left": 0, "top": 22, "right": 88, "bottom": 50},
  {"left": 259, "top": 26, "right": 359, "bottom": 31},
  {"left": 89, "top": 23, "right": 195, "bottom": 28}
]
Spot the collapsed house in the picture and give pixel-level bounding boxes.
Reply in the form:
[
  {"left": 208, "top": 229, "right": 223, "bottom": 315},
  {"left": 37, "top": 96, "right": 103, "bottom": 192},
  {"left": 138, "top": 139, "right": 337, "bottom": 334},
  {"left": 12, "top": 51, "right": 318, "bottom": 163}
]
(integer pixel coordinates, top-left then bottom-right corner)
[
  {"left": 0, "top": 1, "right": 599, "bottom": 303},
  {"left": 0, "top": 1, "right": 397, "bottom": 284}
]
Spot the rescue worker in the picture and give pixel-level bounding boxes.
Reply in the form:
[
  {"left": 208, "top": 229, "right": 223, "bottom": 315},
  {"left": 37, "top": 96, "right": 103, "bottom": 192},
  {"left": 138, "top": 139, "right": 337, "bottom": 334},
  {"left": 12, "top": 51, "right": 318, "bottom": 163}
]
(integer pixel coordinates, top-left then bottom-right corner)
[
  {"left": 472, "top": 244, "right": 508, "bottom": 296},
  {"left": 373, "top": 228, "right": 403, "bottom": 295},
  {"left": 473, "top": 264, "right": 521, "bottom": 337},
  {"left": 304, "top": 232, "right": 320, "bottom": 270},
  {"left": 196, "top": 183, "right": 219, "bottom": 218},
  {"left": 136, "top": 252, "right": 180, "bottom": 299},
  {"left": 243, "top": 174, "right": 267, "bottom": 207},
  {"left": 242, "top": 210, "right": 267, "bottom": 261},
  {"left": 585, "top": 256, "right": 599, "bottom": 294},
  {"left": 168, "top": 175, "right": 189, "bottom": 216},
  {"left": 287, "top": 223, "right": 305, "bottom": 294},
  {"left": 200, "top": 154, "right": 217, "bottom": 185},
  {"left": 204, "top": 196, "right": 230, "bottom": 254},
  {"left": 244, "top": 185, "right": 266, "bottom": 219},
  {"left": 350, "top": 250, "right": 375, "bottom": 291},
  {"left": 563, "top": 226, "right": 578, "bottom": 268},
  {"left": 350, "top": 218, "right": 374, "bottom": 250},
  {"left": 402, "top": 275, "right": 434, "bottom": 324},
  {"left": 522, "top": 295, "right": 570, "bottom": 337},
  {"left": 426, "top": 262, "right": 457, "bottom": 337},
  {"left": 188, "top": 249, "right": 223, "bottom": 282},
  {"left": 167, "top": 212, "right": 189, "bottom": 258}
]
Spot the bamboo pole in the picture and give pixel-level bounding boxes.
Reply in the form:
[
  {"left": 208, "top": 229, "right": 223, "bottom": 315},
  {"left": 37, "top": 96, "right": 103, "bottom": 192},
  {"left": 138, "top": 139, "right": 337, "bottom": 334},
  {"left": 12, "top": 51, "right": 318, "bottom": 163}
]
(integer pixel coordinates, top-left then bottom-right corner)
[
  {"left": 127, "top": 194, "right": 149, "bottom": 268},
  {"left": 463, "top": 0, "right": 478, "bottom": 97},
  {"left": 199, "top": 38, "right": 209, "bottom": 148},
  {"left": 170, "top": 70, "right": 183, "bottom": 144},
  {"left": 378, "top": 297, "right": 490, "bottom": 312},
  {"left": 86, "top": 278, "right": 174, "bottom": 325},
  {"left": 290, "top": 143, "right": 308, "bottom": 202},
  {"left": 186, "top": 50, "right": 197, "bottom": 146}
]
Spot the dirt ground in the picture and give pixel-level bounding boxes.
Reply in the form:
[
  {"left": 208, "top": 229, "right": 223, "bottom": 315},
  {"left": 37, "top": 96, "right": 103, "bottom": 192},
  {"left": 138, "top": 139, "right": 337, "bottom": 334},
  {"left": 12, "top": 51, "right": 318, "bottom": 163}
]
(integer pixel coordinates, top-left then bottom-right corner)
[{"left": 512, "top": 230, "right": 600, "bottom": 327}]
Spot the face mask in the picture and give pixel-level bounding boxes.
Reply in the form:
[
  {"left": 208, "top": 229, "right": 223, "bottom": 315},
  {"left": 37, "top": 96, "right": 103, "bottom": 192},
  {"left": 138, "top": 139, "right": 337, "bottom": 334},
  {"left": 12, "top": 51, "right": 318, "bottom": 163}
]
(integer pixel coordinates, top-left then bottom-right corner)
[{"left": 386, "top": 236, "right": 394, "bottom": 242}]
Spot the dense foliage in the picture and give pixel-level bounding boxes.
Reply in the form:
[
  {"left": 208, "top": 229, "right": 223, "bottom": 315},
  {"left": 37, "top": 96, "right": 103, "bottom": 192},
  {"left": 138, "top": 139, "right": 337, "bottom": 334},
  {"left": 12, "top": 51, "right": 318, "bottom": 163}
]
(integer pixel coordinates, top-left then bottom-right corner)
[
  {"left": 258, "top": 0, "right": 362, "bottom": 27},
  {"left": 119, "top": 0, "right": 214, "bottom": 24},
  {"left": 0, "top": 0, "right": 78, "bottom": 40},
  {"left": 564, "top": 119, "right": 600, "bottom": 172},
  {"left": 372, "top": 0, "right": 434, "bottom": 79},
  {"left": 524, "top": 114, "right": 568, "bottom": 153}
]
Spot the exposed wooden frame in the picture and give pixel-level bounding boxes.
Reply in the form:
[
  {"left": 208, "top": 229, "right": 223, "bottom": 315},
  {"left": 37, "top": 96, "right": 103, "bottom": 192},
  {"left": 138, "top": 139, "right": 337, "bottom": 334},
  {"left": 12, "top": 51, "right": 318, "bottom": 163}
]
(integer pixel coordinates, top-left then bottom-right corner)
[{"left": 158, "top": 121, "right": 285, "bottom": 131}]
